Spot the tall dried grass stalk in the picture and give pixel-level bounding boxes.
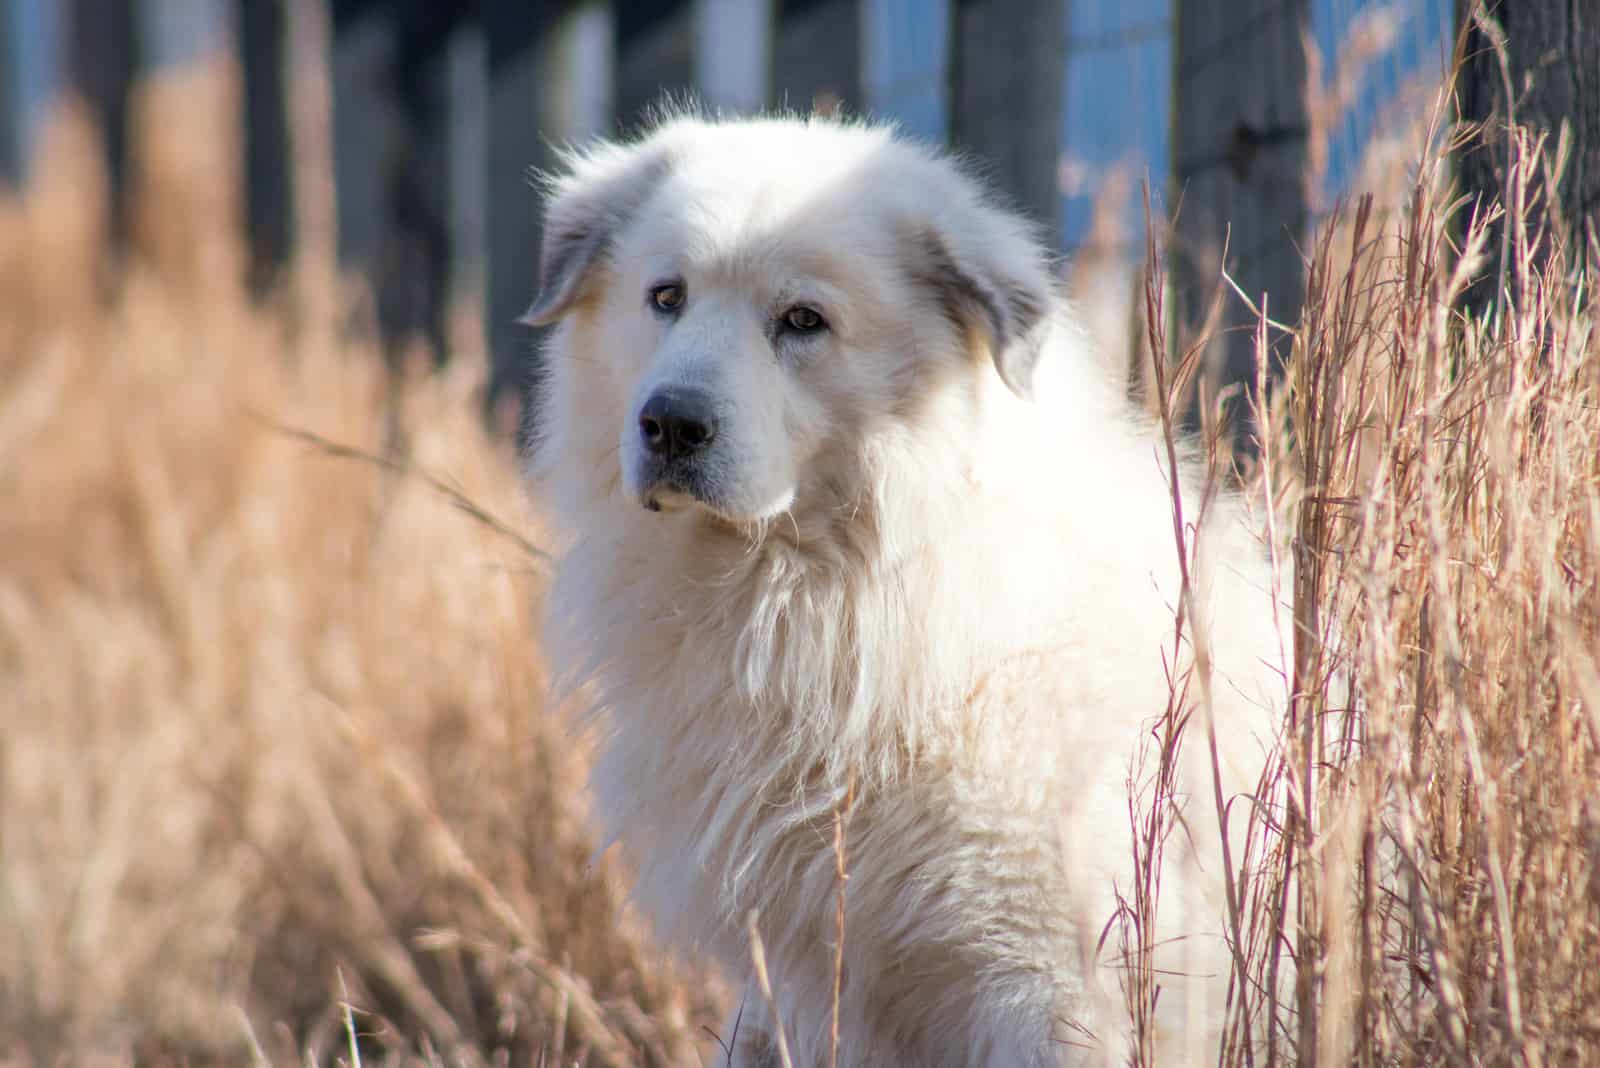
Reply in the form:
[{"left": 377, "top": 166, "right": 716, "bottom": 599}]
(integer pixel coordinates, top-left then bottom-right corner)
[{"left": 1119, "top": 58, "right": 1600, "bottom": 1066}]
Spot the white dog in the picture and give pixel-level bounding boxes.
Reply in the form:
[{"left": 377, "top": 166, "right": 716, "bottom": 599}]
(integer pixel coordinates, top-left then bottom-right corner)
[{"left": 523, "top": 113, "right": 1289, "bottom": 1067}]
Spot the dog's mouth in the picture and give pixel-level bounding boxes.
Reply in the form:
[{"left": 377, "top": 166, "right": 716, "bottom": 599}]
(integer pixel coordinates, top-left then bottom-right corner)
[
  {"left": 636, "top": 462, "right": 720, "bottom": 515},
  {"left": 641, "top": 485, "right": 697, "bottom": 513},
  {"left": 634, "top": 458, "right": 796, "bottom": 527}
]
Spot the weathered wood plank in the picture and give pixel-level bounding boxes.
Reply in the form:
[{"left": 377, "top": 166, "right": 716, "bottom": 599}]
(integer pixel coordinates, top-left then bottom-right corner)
[
  {"left": 1171, "top": 0, "right": 1310, "bottom": 438},
  {"left": 771, "top": 0, "right": 861, "bottom": 116},
  {"left": 694, "top": 0, "right": 772, "bottom": 116},
  {"left": 862, "top": 0, "right": 952, "bottom": 141},
  {"left": 1456, "top": 0, "right": 1600, "bottom": 311},
  {"left": 950, "top": 0, "right": 1065, "bottom": 235},
  {"left": 68, "top": 0, "right": 139, "bottom": 251},
  {"left": 615, "top": 0, "right": 694, "bottom": 133},
  {"left": 237, "top": 0, "right": 296, "bottom": 293},
  {"left": 329, "top": 1, "right": 466, "bottom": 364},
  {"left": 486, "top": 3, "right": 614, "bottom": 424}
]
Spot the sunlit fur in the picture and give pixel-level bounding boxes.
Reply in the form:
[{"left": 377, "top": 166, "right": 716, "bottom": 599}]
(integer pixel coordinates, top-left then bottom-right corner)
[{"left": 526, "top": 114, "right": 1289, "bottom": 1067}]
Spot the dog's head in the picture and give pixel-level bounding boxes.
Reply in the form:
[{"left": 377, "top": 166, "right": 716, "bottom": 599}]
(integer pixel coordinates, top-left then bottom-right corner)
[{"left": 526, "top": 115, "right": 1058, "bottom": 527}]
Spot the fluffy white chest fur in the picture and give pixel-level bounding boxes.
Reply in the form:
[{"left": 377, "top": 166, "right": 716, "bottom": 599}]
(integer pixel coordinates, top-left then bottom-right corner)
[{"left": 526, "top": 114, "right": 1288, "bottom": 1067}]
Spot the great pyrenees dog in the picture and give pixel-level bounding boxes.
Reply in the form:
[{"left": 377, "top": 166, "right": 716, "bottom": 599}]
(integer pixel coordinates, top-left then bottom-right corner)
[{"left": 523, "top": 113, "right": 1289, "bottom": 1066}]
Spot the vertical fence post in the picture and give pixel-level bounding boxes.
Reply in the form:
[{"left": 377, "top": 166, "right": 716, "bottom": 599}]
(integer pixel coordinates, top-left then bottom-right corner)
[
  {"left": 861, "top": 0, "right": 953, "bottom": 142},
  {"left": 329, "top": 1, "right": 464, "bottom": 365},
  {"left": 237, "top": 0, "right": 296, "bottom": 295},
  {"left": 614, "top": 1, "right": 694, "bottom": 134},
  {"left": 387, "top": 11, "right": 458, "bottom": 368},
  {"left": 446, "top": 24, "right": 486, "bottom": 318},
  {"left": 950, "top": 0, "right": 1066, "bottom": 237},
  {"left": 330, "top": 3, "right": 395, "bottom": 301},
  {"left": 486, "top": 2, "right": 615, "bottom": 427},
  {"left": 485, "top": 1, "right": 552, "bottom": 421},
  {"left": 1456, "top": 0, "right": 1600, "bottom": 311},
  {"left": 771, "top": 0, "right": 861, "bottom": 115},
  {"left": 1171, "top": 0, "right": 1309, "bottom": 441},
  {"left": 68, "top": 0, "right": 139, "bottom": 254},
  {"left": 694, "top": 0, "right": 772, "bottom": 116},
  {"left": 0, "top": 0, "right": 21, "bottom": 186}
]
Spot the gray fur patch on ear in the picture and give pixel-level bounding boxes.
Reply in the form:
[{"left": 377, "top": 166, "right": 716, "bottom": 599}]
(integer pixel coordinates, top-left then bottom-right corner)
[
  {"left": 520, "top": 222, "right": 606, "bottom": 326},
  {"left": 906, "top": 227, "right": 1052, "bottom": 397},
  {"left": 521, "top": 150, "right": 675, "bottom": 327}
]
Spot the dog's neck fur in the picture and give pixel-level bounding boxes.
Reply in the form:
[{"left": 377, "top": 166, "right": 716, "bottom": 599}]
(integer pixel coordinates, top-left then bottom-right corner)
[
  {"left": 537, "top": 313, "right": 1150, "bottom": 795},
  {"left": 547, "top": 390, "right": 1009, "bottom": 777},
  {"left": 540, "top": 377, "right": 1076, "bottom": 996}
]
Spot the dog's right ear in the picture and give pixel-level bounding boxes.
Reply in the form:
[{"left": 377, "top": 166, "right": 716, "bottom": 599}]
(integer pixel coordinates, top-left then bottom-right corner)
[
  {"left": 520, "top": 140, "right": 675, "bottom": 327},
  {"left": 907, "top": 222, "right": 1055, "bottom": 398},
  {"left": 896, "top": 171, "right": 1058, "bottom": 398}
]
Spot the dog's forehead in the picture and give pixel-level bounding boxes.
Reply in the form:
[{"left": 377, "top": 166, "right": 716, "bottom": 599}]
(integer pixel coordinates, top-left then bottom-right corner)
[
  {"left": 661, "top": 164, "right": 869, "bottom": 241},
  {"left": 624, "top": 133, "right": 914, "bottom": 284}
]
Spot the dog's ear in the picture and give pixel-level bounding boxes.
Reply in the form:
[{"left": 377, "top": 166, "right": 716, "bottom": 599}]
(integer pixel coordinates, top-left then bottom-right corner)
[
  {"left": 520, "top": 139, "right": 676, "bottom": 326},
  {"left": 904, "top": 202, "right": 1057, "bottom": 398}
]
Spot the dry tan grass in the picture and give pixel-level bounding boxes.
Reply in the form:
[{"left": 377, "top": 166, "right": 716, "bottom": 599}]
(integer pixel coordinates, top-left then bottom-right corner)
[
  {"left": 2, "top": 37, "right": 1596, "bottom": 1068},
  {"left": 0, "top": 65, "right": 721, "bottom": 1067},
  {"left": 1256, "top": 129, "right": 1600, "bottom": 1062},
  {"left": 1112, "top": 66, "right": 1600, "bottom": 1066}
]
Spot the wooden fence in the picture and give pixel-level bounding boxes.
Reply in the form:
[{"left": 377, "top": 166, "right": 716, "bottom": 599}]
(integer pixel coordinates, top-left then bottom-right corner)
[{"left": 0, "top": 0, "right": 1454, "bottom": 424}]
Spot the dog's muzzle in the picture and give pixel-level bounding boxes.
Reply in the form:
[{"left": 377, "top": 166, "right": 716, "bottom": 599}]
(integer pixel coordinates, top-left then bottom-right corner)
[{"left": 635, "top": 386, "right": 719, "bottom": 511}]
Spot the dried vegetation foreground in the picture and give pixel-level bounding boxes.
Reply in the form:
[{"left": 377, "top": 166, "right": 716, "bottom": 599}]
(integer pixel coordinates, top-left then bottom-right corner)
[{"left": 0, "top": 68, "right": 720, "bottom": 1067}]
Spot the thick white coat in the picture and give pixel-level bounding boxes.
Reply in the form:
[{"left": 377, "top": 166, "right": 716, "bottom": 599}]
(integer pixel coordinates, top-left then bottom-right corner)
[{"left": 526, "top": 115, "right": 1289, "bottom": 1067}]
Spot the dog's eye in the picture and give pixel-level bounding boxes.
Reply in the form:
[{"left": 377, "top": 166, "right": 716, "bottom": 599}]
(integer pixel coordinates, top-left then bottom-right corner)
[
  {"left": 781, "top": 305, "right": 826, "bottom": 334},
  {"left": 649, "top": 282, "right": 686, "bottom": 313}
]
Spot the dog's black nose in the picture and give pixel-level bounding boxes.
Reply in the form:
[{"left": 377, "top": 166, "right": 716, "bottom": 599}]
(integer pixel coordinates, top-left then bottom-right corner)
[{"left": 639, "top": 387, "right": 718, "bottom": 461}]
